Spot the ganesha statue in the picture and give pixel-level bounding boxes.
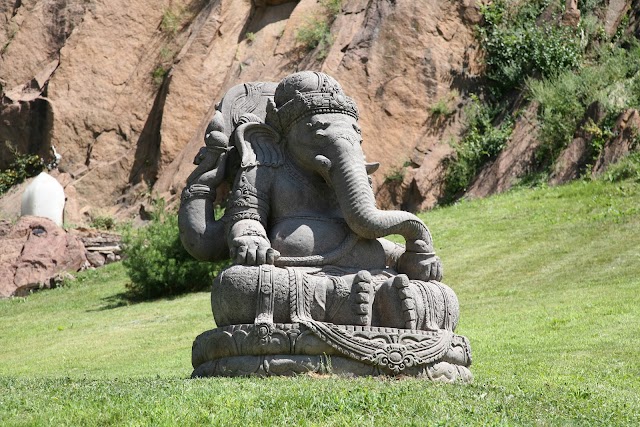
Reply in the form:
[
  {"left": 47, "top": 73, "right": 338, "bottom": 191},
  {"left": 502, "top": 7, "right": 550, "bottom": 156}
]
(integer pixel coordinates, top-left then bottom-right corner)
[{"left": 180, "top": 71, "right": 472, "bottom": 381}]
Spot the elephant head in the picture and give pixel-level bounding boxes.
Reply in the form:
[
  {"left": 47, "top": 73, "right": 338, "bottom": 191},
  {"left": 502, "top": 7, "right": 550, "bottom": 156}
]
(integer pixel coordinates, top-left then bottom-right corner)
[{"left": 236, "top": 71, "right": 434, "bottom": 253}]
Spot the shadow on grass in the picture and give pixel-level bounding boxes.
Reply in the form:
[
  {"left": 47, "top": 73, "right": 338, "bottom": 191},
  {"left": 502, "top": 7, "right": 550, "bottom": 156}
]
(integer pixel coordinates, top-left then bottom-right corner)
[
  {"left": 87, "top": 290, "right": 185, "bottom": 312},
  {"left": 88, "top": 292, "right": 132, "bottom": 311}
]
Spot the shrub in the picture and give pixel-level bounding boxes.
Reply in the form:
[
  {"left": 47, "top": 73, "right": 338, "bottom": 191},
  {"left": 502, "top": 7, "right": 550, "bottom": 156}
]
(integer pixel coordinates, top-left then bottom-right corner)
[
  {"left": 90, "top": 214, "right": 116, "bottom": 231},
  {"left": 528, "top": 44, "right": 640, "bottom": 166},
  {"left": 384, "top": 160, "right": 412, "bottom": 183},
  {"left": 0, "top": 150, "right": 45, "bottom": 195},
  {"left": 160, "top": 9, "right": 180, "bottom": 35},
  {"left": 151, "top": 66, "right": 168, "bottom": 86},
  {"left": 295, "top": 0, "right": 342, "bottom": 59},
  {"left": 442, "top": 97, "right": 514, "bottom": 203},
  {"left": 122, "top": 200, "right": 229, "bottom": 300},
  {"left": 479, "top": 0, "right": 582, "bottom": 96},
  {"left": 430, "top": 99, "right": 454, "bottom": 118},
  {"left": 322, "top": 0, "right": 342, "bottom": 16},
  {"left": 604, "top": 152, "right": 640, "bottom": 183},
  {"left": 296, "top": 18, "right": 332, "bottom": 58}
]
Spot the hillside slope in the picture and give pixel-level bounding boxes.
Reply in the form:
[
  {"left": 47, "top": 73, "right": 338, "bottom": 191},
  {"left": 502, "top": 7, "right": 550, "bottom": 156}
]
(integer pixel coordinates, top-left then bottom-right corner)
[{"left": 1, "top": 177, "right": 638, "bottom": 424}]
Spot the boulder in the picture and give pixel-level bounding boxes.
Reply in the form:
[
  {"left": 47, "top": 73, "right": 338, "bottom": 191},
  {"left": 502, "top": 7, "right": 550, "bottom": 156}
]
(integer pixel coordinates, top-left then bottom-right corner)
[
  {"left": 550, "top": 101, "right": 607, "bottom": 185},
  {"left": 562, "top": 0, "right": 581, "bottom": 27},
  {"left": 467, "top": 102, "right": 542, "bottom": 198},
  {"left": 592, "top": 109, "right": 640, "bottom": 177},
  {"left": 0, "top": 216, "right": 87, "bottom": 298},
  {"left": 604, "top": 0, "right": 631, "bottom": 37}
]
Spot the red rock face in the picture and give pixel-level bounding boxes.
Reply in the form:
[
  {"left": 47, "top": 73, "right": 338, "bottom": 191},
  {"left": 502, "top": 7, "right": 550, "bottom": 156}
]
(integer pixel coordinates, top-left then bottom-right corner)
[
  {"left": 592, "top": 109, "right": 640, "bottom": 177},
  {"left": 466, "top": 102, "right": 543, "bottom": 199},
  {"left": 0, "top": 0, "right": 484, "bottom": 219},
  {"left": 0, "top": 216, "right": 87, "bottom": 298},
  {"left": 2, "top": 1, "right": 639, "bottom": 217}
]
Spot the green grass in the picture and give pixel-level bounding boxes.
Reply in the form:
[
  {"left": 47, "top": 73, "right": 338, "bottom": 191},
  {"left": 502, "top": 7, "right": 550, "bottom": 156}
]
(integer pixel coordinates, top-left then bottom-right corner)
[
  {"left": 0, "top": 265, "right": 213, "bottom": 379},
  {"left": 2, "top": 179, "right": 640, "bottom": 425}
]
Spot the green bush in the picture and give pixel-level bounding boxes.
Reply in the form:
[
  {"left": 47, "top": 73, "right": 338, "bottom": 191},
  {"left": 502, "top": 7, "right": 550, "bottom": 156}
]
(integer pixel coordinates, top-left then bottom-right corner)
[
  {"left": 89, "top": 214, "right": 117, "bottom": 231},
  {"left": 296, "top": 18, "right": 333, "bottom": 59},
  {"left": 429, "top": 99, "right": 455, "bottom": 118},
  {"left": 442, "top": 97, "right": 514, "bottom": 203},
  {"left": 528, "top": 44, "right": 640, "bottom": 166},
  {"left": 604, "top": 152, "right": 640, "bottom": 183},
  {"left": 322, "top": 0, "right": 342, "bottom": 16},
  {"left": 295, "top": 0, "right": 342, "bottom": 59},
  {"left": 122, "top": 201, "right": 229, "bottom": 300},
  {"left": 479, "top": 0, "right": 582, "bottom": 96},
  {"left": 151, "top": 65, "right": 168, "bottom": 86},
  {"left": 383, "top": 160, "right": 412, "bottom": 183},
  {"left": 0, "top": 151, "right": 44, "bottom": 195},
  {"left": 160, "top": 9, "right": 180, "bottom": 35}
]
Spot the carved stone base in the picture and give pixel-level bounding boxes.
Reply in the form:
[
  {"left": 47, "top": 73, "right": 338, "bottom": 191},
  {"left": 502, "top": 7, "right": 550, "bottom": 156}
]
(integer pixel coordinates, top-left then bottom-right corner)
[
  {"left": 192, "top": 323, "right": 472, "bottom": 382},
  {"left": 192, "top": 354, "right": 472, "bottom": 382}
]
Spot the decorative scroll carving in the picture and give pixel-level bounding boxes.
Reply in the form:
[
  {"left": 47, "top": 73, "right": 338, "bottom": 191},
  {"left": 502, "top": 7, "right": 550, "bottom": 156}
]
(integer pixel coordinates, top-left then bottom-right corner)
[{"left": 192, "top": 323, "right": 471, "bottom": 379}]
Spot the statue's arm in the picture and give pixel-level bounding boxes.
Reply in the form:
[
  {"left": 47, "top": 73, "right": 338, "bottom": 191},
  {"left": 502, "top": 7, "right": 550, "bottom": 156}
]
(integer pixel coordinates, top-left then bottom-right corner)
[
  {"left": 178, "top": 188, "right": 228, "bottom": 262},
  {"left": 225, "top": 167, "right": 279, "bottom": 265},
  {"left": 178, "top": 146, "right": 230, "bottom": 262},
  {"left": 378, "top": 238, "right": 405, "bottom": 269}
]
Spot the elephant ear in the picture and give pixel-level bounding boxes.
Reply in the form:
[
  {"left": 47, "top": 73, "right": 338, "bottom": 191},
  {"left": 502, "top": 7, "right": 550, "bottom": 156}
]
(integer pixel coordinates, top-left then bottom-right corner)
[{"left": 234, "top": 122, "right": 284, "bottom": 168}]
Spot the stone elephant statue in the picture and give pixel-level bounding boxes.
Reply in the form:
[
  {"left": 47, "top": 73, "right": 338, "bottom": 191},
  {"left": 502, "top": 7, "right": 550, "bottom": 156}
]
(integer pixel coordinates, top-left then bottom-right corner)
[{"left": 181, "top": 72, "right": 472, "bottom": 380}]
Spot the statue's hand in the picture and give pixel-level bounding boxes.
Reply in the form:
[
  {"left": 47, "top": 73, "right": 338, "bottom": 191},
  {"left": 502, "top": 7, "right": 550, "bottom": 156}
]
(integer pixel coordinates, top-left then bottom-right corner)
[
  {"left": 397, "top": 251, "right": 443, "bottom": 282},
  {"left": 186, "top": 148, "right": 228, "bottom": 188},
  {"left": 230, "top": 235, "right": 280, "bottom": 266}
]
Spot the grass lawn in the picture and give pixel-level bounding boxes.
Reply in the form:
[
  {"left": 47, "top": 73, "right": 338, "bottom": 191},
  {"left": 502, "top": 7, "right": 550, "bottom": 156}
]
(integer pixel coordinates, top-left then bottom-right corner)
[{"left": 1, "top": 179, "right": 639, "bottom": 425}]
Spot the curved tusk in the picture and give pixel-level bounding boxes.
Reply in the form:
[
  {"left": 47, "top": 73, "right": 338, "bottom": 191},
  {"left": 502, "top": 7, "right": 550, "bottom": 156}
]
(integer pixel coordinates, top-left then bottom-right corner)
[{"left": 365, "top": 162, "right": 380, "bottom": 175}]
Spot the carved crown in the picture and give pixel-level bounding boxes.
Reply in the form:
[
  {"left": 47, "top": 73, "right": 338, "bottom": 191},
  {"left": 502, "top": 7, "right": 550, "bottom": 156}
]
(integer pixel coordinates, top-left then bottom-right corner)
[{"left": 266, "top": 71, "right": 359, "bottom": 134}]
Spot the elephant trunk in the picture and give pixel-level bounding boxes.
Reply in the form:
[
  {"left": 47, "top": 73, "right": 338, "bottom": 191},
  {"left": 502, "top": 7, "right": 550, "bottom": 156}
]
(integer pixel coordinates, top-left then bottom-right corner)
[{"left": 331, "top": 149, "right": 434, "bottom": 253}]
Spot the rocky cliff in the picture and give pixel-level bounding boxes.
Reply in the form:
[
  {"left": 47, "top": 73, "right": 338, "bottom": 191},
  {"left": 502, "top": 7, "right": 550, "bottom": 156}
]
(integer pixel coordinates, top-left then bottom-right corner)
[
  {"left": 0, "top": 0, "right": 485, "bottom": 221},
  {"left": 1, "top": 0, "right": 638, "bottom": 222}
]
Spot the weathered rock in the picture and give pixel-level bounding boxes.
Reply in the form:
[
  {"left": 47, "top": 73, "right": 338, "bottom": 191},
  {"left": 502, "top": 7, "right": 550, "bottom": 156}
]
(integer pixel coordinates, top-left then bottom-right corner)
[
  {"left": 85, "top": 250, "right": 105, "bottom": 268},
  {"left": 592, "top": 109, "right": 640, "bottom": 177},
  {"left": 0, "top": 58, "right": 58, "bottom": 170},
  {"left": 69, "top": 227, "right": 122, "bottom": 268},
  {"left": 467, "top": 102, "right": 542, "bottom": 198},
  {"left": 459, "top": 0, "right": 487, "bottom": 25},
  {"left": 0, "top": 178, "right": 30, "bottom": 221},
  {"left": 0, "top": 216, "right": 87, "bottom": 298},
  {"left": 604, "top": 0, "right": 631, "bottom": 37},
  {"left": 376, "top": 142, "right": 454, "bottom": 212},
  {"left": 550, "top": 102, "right": 607, "bottom": 186},
  {"left": 562, "top": 0, "right": 581, "bottom": 27},
  {"left": 1, "top": 0, "right": 481, "bottom": 220}
]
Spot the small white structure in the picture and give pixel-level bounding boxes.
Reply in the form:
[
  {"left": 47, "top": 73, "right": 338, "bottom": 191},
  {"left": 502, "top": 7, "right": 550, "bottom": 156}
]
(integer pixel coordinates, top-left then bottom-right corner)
[
  {"left": 21, "top": 172, "right": 65, "bottom": 226},
  {"left": 47, "top": 145, "right": 62, "bottom": 170}
]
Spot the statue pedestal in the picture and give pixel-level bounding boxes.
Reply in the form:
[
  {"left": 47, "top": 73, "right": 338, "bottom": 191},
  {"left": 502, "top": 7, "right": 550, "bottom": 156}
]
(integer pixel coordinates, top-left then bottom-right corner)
[{"left": 192, "top": 323, "right": 473, "bottom": 382}]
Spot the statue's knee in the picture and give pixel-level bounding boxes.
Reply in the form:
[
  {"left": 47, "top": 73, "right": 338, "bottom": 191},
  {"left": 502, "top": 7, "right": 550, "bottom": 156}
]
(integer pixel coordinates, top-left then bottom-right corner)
[
  {"left": 420, "top": 280, "right": 460, "bottom": 331},
  {"left": 211, "top": 265, "right": 260, "bottom": 326}
]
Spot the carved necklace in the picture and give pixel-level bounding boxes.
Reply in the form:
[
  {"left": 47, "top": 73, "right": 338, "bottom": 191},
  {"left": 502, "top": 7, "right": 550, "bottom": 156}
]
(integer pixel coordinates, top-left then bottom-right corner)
[{"left": 283, "top": 155, "right": 333, "bottom": 199}]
